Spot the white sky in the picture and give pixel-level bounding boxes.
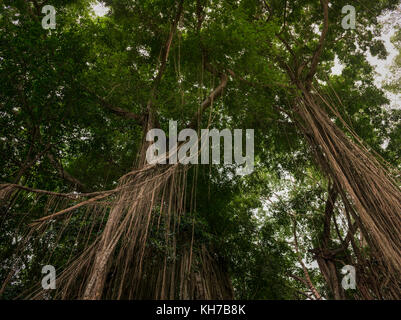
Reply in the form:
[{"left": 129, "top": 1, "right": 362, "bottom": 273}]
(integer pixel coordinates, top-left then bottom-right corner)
[
  {"left": 91, "top": 1, "right": 109, "bottom": 17},
  {"left": 367, "top": 9, "right": 400, "bottom": 109},
  {"left": 332, "top": 8, "right": 401, "bottom": 109}
]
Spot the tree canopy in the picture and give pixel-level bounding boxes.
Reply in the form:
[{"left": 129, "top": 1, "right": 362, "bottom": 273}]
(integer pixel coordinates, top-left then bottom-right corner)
[{"left": 0, "top": 0, "right": 400, "bottom": 300}]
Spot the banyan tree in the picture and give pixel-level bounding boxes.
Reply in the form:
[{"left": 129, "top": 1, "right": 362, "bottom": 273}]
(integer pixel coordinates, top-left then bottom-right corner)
[{"left": 0, "top": 0, "right": 400, "bottom": 300}]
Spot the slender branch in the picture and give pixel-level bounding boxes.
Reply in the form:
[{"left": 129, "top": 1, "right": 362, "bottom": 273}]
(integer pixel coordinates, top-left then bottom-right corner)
[
  {"left": 292, "top": 216, "right": 323, "bottom": 300},
  {"left": 0, "top": 184, "right": 79, "bottom": 199},
  {"left": 47, "top": 153, "right": 88, "bottom": 193},
  {"left": 30, "top": 192, "right": 114, "bottom": 225},
  {"left": 295, "top": 289, "right": 315, "bottom": 300},
  {"left": 146, "top": 0, "right": 185, "bottom": 128},
  {"left": 275, "top": 33, "right": 297, "bottom": 61},
  {"left": 0, "top": 183, "right": 116, "bottom": 200},
  {"left": 188, "top": 68, "right": 228, "bottom": 129},
  {"left": 261, "top": 0, "right": 273, "bottom": 22},
  {"left": 13, "top": 142, "right": 53, "bottom": 184},
  {"left": 153, "top": 0, "right": 184, "bottom": 88},
  {"left": 82, "top": 85, "right": 144, "bottom": 124},
  {"left": 305, "top": 0, "right": 329, "bottom": 89}
]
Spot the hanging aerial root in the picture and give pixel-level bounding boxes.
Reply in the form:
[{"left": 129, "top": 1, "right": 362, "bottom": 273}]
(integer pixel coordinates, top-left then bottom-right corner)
[
  {"left": 294, "top": 87, "right": 401, "bottom": 277},
  {"left": 19, "top": 162, "right": 192, "bottom": 300}
]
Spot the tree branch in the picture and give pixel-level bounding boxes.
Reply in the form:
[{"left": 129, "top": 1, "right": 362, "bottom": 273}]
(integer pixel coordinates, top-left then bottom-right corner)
[
  {"left": 47, "top": 153, "right": 89, "bottom": 193},
  {"left": 305, "top": 0, "right": 329, "bottom": 89},
  {"left": 188, "top": 65, "right": 228, "bottom": 129},
  {"left": 83, "top": 85, "right": 145, "bottom": 124},
  {"left": 145, "top": 0, "right": 185, "bottom": 129},
  {"left": 292, "top": 216, "right": 323, "bottom": 300}
]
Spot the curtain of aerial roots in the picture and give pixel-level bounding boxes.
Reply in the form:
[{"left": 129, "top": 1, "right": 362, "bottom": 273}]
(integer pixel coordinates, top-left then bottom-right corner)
[
  {"left": 47, "top": 164, "right": 180, "bottom": 299},
  {"left": 7, "top": 161, "right": 233, "bottom": 300},
  {"left": 295, "top": 87, "right": 401, "bottom": 284}
]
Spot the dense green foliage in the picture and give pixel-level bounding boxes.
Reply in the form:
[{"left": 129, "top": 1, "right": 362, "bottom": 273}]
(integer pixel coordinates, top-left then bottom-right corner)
[{"left": 1, "top": 0, "right": 400, "bottom": 300}]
